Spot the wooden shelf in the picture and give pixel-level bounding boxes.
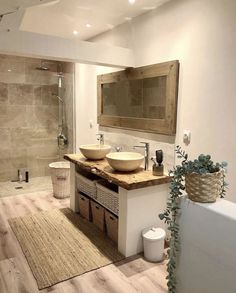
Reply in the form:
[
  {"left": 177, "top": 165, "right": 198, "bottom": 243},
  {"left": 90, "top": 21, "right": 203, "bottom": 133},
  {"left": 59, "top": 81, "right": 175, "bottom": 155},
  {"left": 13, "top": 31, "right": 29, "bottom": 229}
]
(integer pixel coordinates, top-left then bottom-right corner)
[{"left": 64, "top": 154, "right": 171, "bottom": 190}]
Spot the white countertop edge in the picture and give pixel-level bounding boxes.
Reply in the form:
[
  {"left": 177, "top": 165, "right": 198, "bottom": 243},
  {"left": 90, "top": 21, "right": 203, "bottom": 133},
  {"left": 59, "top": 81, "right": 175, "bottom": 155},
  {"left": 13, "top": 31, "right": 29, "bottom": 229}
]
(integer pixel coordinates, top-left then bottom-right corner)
[{"left": 181, "top": 196, "right": 236, "bottom": 222}]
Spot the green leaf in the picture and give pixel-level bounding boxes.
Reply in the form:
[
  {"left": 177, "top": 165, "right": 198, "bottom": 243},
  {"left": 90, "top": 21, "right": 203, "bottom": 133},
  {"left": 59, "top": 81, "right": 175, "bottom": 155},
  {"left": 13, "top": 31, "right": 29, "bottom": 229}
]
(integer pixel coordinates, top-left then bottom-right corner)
[
  {"left": 159, "top": 213, "right": 165, "bottom": 220},
  {"left": 221, "top": 161, "right": 228, "bottom": 167}
]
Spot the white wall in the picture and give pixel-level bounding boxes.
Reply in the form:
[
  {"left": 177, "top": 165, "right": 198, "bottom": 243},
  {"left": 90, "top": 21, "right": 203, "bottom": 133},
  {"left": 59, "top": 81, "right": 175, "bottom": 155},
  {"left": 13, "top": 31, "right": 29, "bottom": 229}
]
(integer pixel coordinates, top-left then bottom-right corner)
[
  {"left": 76, "top": 0, "right": 236, "bottom": 201},
  {"left": 75, "top": 63, "right": 98, "bottom": 146},
  {"left": 177, "top": 197, "right": 236, "bottom": 293}
]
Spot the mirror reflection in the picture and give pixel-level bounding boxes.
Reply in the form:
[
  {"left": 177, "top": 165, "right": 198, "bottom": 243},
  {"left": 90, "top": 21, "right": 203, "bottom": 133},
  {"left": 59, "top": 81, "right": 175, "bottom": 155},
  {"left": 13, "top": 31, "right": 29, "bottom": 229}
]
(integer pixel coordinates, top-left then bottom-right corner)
[{"left": 102, "top": 76, "right": 167, "bottom": 119}]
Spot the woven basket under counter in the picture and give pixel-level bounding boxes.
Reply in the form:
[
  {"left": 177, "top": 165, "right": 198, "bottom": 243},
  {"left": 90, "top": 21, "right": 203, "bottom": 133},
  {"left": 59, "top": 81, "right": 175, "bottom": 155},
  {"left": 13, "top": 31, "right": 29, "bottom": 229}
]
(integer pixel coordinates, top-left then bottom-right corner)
[
  {"left": 96, "top": 180, "right": 119, "bottom": 216},
  {"left": 185, "top": 171, "right": 222, "bottom": 203},
  {"left": 75, "top": 173, "right": 97, "bottom": 199}
]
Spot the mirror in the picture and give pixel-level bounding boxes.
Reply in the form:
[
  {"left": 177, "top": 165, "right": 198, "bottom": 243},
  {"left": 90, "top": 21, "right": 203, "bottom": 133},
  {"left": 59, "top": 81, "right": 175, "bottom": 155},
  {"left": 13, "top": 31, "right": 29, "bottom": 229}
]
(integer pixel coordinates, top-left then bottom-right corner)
[{"left": 98, "top": 60, "right": 179, "bottom": 135}]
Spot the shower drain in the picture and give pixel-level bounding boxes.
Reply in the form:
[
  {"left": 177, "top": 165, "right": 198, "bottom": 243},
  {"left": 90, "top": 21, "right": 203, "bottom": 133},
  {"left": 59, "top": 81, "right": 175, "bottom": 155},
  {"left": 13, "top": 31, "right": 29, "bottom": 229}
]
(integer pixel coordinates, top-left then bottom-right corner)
[{"left": 15, "top": 186, "right": 23, "bottom": 189}]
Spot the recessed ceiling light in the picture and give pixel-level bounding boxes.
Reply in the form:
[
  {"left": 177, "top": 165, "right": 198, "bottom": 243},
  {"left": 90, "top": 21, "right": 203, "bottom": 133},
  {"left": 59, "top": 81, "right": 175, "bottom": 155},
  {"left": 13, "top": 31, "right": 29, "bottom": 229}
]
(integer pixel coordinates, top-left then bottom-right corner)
[
  {"left": 125, "top": 17, "right": 132, "bottom": 21},
  {"left": 129, "top": 0, "right": 136, "bottom": 4},
  {"left": 73, "top": 30, "right": 79, "bottom": 35},
  {"left": 86, "top": 23, "right": 91, "bottom": 28},
  {"left": 7, "top": 69, "right": 12, "bottom": 72}
]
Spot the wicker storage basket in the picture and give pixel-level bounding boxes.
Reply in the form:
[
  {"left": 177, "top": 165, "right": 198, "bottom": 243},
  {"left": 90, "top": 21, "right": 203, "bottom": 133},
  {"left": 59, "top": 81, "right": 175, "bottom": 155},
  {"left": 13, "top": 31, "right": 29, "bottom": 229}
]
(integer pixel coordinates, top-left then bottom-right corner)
[
  {"left": 76, "top": 173, "right": 97, "bottom": 199},
  {"left": 91, "top": 201, "right": 105, "bottom": 231},
  {"left": 185, "top": 171, "right": 222, "bottom": 203},
  {"left": 96, "top": 180, "right": 119, "bottom": 215},
  {"left": 105, "top": 210, "right": 118, "bottom": 244},
  {"left": 78, "top": 193, "right": 91, "bottom": 221}
]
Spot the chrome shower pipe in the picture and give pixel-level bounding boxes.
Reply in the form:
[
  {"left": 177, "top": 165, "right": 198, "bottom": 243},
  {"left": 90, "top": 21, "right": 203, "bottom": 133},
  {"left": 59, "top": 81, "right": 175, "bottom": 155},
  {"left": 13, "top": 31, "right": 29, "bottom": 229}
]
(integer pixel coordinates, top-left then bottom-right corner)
[{"left": 52, "top": 93, "right": 63, "bottom": 103}]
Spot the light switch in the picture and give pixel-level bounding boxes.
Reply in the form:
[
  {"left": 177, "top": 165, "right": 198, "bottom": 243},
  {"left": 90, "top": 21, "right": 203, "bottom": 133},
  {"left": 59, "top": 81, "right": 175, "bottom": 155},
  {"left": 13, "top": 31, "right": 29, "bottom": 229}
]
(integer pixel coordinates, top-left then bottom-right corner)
[
  {"left": 183, "top": 130, "right": 191, "bottom": 145},
  {"left": 89, "top": 119, "right": 93, "bottom": 128}
]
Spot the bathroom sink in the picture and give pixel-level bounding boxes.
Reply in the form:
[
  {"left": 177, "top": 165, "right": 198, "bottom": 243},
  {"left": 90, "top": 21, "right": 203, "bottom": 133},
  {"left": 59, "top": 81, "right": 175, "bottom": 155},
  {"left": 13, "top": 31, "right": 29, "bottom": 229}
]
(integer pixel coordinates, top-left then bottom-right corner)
[
  {"left": 106, "top": 152, "right": 144, "bottom": 172},
  {"left": 79, "top": 144, "right": 111, "bottom": 160}
]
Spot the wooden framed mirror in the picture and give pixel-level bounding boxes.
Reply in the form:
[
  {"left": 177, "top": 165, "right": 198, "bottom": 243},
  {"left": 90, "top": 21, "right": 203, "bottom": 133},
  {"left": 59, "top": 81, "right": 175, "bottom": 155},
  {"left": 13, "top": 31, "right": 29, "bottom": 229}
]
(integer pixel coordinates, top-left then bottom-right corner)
[{"left": 97, "top": 60, "right": 179, "bottom": 135}]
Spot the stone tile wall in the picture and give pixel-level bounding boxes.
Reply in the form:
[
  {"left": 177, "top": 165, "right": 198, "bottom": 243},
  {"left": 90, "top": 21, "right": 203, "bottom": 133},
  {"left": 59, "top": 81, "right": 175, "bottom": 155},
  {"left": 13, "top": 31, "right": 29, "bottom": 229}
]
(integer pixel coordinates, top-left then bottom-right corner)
[{"left": 0, "top": 55, "right": 74, "bottom": 181}]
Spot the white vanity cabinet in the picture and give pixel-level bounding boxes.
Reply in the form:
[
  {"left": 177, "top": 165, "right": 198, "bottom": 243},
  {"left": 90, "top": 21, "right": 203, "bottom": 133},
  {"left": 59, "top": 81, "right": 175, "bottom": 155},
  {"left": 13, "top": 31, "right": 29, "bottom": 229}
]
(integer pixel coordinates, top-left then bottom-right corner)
[{"left": 65, "top": 154, "right": 170, "bottom": 257}]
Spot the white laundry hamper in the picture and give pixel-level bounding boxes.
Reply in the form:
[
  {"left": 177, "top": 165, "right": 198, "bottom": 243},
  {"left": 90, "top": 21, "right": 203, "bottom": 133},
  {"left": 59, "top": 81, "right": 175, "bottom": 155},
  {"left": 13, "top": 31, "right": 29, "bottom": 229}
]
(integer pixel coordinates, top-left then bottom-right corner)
[
  {"left": 142, "top": 226, "right": 166, "bottom": 262},
  {"left": 49, "top": 161, "right": 70, "bottom": 199}
]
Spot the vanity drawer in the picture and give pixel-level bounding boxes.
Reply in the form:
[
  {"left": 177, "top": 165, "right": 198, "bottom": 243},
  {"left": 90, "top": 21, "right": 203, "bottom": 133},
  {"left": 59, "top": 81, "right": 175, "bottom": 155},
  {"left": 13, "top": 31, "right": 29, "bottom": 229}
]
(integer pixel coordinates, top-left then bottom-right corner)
[
  {"left": 105, "top": 210, "right": 118, "bottom": 244},
  {"left": 91, "top": 201, "right": 105, "bottom": 231},
  {"left": 78, "top": 193, "right": 91, "bottom": 221}
]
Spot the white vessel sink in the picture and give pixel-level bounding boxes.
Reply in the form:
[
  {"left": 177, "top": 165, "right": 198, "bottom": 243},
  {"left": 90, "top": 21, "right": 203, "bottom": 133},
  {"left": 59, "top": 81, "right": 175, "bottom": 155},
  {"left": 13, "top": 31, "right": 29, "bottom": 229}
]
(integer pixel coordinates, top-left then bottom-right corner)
[
  {"left": 106, "top": 152, "right": 144, "bottom": 172},
  {"left": 79, "top": 144, "right": 111, "bottom": 160}
]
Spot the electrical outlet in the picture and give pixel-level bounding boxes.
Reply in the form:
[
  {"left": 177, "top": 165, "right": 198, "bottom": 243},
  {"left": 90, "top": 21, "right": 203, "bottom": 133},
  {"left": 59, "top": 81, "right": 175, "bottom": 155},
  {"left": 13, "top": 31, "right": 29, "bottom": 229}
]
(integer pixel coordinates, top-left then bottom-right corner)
[{"left": 183, "top": 130, "right": 191, "bottom": 145}]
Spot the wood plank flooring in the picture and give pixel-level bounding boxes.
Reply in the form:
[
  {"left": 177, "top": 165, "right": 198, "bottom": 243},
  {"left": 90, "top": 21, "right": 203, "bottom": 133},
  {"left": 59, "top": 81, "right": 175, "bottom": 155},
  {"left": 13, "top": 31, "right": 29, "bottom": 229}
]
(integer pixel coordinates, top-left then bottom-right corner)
[{"left": 0, "top": 190, "right": 167, "bottom": 293}]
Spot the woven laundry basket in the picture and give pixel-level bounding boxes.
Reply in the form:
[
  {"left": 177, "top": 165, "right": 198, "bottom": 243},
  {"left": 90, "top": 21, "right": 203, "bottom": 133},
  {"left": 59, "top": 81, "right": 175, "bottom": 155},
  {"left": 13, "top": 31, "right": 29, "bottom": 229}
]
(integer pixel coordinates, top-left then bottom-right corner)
[
  {"left": 185, "top": 171, "right": 222, "bottom": 203},
  {"left": 49, "top": 161, "right": 70, "bottom": 199}
]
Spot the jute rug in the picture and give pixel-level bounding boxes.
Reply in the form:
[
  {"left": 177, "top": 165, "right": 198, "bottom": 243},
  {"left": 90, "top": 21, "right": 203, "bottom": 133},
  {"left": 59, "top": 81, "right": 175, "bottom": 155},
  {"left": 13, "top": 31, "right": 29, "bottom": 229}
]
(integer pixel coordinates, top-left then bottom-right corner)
[{"left": 9, "top": 208, "right": 124, "bottom": 289}]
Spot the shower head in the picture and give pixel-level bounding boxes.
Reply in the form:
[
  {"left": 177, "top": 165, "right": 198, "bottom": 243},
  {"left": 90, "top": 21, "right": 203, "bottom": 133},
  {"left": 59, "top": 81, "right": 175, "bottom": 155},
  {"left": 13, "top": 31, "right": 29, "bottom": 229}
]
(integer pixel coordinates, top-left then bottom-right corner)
[
  {"left": 35, "top": 62, "right": 49, "bottom": 71},
  {"left": 36, "top": 66, "right": 49, "bottom": 71}
]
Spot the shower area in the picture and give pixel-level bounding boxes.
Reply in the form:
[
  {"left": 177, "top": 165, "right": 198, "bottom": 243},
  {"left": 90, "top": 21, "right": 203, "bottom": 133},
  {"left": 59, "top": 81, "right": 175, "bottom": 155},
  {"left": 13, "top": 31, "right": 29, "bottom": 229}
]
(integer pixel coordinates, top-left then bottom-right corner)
[{"left": 0, "top": 54, "right": 74, "bottom": 197}]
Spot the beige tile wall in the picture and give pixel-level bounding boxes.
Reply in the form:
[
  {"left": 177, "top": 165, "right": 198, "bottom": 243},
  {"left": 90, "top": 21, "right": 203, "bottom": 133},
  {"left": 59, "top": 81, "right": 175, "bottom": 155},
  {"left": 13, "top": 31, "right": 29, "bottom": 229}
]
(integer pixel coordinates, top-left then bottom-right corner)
[{"left": 0, "top": 55, "right": 74, "bottom": 181}]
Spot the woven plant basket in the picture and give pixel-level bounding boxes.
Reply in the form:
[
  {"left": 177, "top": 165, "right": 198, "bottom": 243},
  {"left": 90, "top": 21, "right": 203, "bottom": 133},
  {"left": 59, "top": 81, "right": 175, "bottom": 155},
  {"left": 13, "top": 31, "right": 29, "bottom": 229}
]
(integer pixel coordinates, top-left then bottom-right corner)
[{"left": 185, "top": 171, "right": 222, "bottom": 203}]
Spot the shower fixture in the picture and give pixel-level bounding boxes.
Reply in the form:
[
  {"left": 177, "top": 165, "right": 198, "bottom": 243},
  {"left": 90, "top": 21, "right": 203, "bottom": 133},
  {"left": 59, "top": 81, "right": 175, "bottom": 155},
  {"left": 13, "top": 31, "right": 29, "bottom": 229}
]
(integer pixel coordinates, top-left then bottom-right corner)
[
  {"left": 35, "top": 60, "right": 68, "bottom": 150},
  {"left": 52, "top": 93, "right": 63, "bottom": 103},
  {"left": 58, "top": 73, "right": 63, "bottom": 88},
  {"left": 57, "top": 133, "right": 68, "bottom": 148},
  {"left": 57, "top": 63, "right": 64, "bottom": 88},
  {"left": 35, "top": 61, "right": 49, "bottom": 71},
  {"left": 51, "top": 92, "right": 68, "bottom": 148}
]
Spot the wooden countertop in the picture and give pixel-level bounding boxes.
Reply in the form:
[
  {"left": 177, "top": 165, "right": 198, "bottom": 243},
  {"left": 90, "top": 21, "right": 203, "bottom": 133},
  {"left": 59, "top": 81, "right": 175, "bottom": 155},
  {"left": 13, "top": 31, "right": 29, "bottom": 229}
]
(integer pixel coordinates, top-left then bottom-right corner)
[{"left": 64, "top": 154, "right": 171, "bottom": 190}]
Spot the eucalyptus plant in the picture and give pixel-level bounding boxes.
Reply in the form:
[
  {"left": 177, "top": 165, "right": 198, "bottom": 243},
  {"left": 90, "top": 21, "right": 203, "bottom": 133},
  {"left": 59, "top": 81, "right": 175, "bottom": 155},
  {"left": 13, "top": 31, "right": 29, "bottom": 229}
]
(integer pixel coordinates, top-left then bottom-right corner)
[{"left": 159, "top": 146, "right": 228, "bottom": 293}]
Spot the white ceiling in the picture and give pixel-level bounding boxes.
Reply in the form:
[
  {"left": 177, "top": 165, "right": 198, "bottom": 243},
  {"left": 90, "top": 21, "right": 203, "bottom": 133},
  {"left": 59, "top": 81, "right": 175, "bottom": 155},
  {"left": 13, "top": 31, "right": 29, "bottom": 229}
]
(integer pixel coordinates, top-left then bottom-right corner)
[
  {"left": 0, "top": 0, "right": 57, "bottom": 15},
  {"left": 18, "top": 0, "right": 170, "bottom": 40}
]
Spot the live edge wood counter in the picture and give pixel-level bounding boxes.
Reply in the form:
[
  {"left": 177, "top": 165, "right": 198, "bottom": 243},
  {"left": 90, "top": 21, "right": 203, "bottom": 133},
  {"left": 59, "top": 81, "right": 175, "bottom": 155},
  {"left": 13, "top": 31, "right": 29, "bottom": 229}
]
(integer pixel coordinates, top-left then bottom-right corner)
[{"left": 64, "top": 154, "right": 171, "bottom": 190}]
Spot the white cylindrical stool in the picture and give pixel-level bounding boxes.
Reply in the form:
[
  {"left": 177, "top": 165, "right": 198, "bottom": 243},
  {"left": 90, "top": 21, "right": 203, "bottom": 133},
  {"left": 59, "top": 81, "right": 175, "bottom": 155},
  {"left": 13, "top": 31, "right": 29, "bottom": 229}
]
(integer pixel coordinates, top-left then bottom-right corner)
[
  {"left": 49, "top": 161, "right": 70, "bottom": 199},
  {"left": 142, "top": 226, "right": 166, "bottom": 262}
]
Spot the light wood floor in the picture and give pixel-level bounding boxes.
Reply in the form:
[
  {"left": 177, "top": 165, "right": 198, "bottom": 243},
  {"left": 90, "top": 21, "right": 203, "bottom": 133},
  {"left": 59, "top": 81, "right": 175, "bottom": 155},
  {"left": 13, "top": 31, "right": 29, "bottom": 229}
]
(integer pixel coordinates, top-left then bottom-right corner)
[{"left": 0, "top": 190, "right": 167, "bottom": 293}]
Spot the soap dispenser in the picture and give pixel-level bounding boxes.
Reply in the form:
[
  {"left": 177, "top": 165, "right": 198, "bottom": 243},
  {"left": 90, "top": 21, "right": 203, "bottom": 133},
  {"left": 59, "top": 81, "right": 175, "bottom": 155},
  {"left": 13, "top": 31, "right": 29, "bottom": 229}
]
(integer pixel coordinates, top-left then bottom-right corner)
[{"left": 152, "top": 150, "right": 164, "bottom": 176}]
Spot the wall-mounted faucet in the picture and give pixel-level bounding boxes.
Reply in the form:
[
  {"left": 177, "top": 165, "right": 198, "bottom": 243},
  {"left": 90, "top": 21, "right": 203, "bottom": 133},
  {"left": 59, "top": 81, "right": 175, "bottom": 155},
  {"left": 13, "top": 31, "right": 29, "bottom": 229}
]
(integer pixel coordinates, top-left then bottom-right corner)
[
  {"left": 97, "top": 133, "right": 104, "bottom": 145},
  {"left": 133, "top": 142, "right": 150, "bottom": 170}
]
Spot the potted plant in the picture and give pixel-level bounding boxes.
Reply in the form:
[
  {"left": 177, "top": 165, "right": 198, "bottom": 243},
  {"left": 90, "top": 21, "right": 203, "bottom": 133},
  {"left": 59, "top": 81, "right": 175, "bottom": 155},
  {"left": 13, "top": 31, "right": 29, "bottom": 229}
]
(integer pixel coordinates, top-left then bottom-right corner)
[{"left": 159, "top": 146, "right": 228, "bottom": 293}]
